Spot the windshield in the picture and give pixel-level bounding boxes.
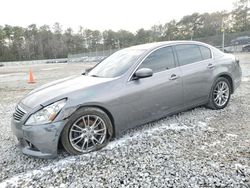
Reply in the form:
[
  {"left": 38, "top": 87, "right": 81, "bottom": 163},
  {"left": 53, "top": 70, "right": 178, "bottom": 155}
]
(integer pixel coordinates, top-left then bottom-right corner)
[{"left": 88, "top": 48, "right": 146, "bottom": 78}]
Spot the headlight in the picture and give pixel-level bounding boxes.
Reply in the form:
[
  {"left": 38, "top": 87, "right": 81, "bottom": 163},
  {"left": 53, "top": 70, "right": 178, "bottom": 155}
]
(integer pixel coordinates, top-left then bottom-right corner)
[{"left": 25, "top": 99, "right": 67, "bottom": 125}]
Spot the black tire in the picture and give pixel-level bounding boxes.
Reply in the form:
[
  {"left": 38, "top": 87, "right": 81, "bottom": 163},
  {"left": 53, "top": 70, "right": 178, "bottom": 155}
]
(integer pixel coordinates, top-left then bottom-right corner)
[
  {"left": 207, "top": 77, "right": 232, "bottom": 110},
  {"left": 61, "top": 107, "right": 113, "bottom": 155}
]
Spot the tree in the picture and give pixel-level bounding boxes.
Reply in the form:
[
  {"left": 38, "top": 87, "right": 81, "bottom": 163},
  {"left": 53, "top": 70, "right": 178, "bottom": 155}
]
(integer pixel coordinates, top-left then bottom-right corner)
[
  {"left": 11, "top": 26, "right": 25, "bottom": 60},
  {"left": 91, "top": 30, "right": 102, "bottom": 50},
  {"left": 135, "top": 29, "right": 153, "bottom": 44},
  {"left": 162, "top": 20, "right": 179, "bottom": 40},
  {"left": 39, "top": 25, "right": 53, "bottom": 59},
  {"left": 151, "top": 25, "right": 164, "bottom": 41},
  {"left": 0, "top": 26, "right": 6, "bottom": 61},
  {"left": 116, "top": 30, "right": 135, "bottom": 48},
  {"left": 52, "top": 22, "right": 64, "bottom": 58},
  {"left": 102, "top": 30, "right": 118, "bottom": 49},
  {"left": 0, "top": 0, "right": 250, "bottom": 62},
  {"left": 232, "top": 0, "right": 250, "bottom": 31},
  {"left": 24, "top": 24, "right": 39, "bottom": 59},
  {"left": 177, "top": 13, "right": 204, "bottom": 39}
]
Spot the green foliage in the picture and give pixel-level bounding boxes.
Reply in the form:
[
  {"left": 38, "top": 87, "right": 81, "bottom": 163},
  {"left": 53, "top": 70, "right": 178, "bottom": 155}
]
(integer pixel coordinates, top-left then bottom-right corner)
[
  {"left": 0, "top": 0, "right": 249, "bottom": 62},
  {"left": 232, "top": 0, "right": 250, "bottom": 31}
]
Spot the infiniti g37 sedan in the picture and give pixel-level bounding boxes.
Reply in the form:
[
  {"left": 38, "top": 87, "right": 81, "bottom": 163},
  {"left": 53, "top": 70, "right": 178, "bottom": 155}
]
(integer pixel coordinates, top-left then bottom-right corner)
[{"left": 12, "top": 41, "right": 242, "bottom": 158}]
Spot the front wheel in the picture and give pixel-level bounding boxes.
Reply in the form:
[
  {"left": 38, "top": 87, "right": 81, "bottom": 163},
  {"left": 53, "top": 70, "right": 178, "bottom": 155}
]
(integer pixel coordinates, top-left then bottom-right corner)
[
  {"left": 61, "top": 107, "right": 113, "bottom": 155},
  {"left": 207, "top": 77, "right": 231, "bottom": 110}
]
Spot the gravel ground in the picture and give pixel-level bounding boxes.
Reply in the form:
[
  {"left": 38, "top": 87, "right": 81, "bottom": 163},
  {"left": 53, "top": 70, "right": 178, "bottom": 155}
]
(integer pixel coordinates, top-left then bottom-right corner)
[{"left": 0, "top": 54, "right": 250, "bottom": 187}]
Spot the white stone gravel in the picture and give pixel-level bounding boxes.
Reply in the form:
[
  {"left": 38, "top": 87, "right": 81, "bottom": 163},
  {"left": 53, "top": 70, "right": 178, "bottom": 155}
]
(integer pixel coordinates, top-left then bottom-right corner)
[{"left": 0, "top": 55, "right": 250, "bottom": 187}]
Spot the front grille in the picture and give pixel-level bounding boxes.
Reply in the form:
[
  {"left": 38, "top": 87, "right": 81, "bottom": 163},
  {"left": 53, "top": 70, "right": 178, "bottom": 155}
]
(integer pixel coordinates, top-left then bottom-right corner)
[{"left": 13, "top": 105, "right": 26, "bottom": 122}]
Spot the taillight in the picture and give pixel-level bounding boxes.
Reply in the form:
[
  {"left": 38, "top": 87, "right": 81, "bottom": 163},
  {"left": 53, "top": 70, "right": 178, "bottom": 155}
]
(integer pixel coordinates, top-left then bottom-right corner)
[{"left": 236, "top": 58, "right": 240, "bottom": 66}]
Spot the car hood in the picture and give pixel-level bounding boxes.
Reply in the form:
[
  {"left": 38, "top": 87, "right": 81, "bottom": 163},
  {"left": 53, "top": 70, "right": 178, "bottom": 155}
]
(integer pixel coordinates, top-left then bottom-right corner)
[{"left": 21, "top": 75, "right": 114, "bottom": 108}]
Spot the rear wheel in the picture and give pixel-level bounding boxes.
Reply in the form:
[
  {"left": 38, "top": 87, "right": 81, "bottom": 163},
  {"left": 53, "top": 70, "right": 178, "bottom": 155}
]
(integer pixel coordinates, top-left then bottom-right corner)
[
  {"left": 61, "top": 107, "right": 113, "bottom": 155},
  {"left": 207, "top": 77, "right": 231, "bottom": 110}
]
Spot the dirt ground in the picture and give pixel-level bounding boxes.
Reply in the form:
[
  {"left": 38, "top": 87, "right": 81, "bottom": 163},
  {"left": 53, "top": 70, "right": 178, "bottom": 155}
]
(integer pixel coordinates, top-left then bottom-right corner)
[
  {"left": 0, "top": 54, "right": 250, "bottom": 187},
  {"left": 0, "top": 63, "right": 93, "bottom": 104}
]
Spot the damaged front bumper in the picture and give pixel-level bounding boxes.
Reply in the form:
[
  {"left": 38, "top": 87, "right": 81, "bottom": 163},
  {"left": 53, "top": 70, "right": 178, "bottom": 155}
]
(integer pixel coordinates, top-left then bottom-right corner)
[{"left": 11, "top": 117, "right": 66, "bottom": 159}]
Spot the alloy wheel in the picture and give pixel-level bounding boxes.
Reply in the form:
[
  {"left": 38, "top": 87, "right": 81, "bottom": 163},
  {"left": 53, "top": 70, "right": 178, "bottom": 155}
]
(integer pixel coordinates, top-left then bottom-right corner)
[
  {"left": 69, "top": 115, "right": 107, "bottom": 153},
  {"left": 213, "top": 81, "right": 230, "bottom": 107}
]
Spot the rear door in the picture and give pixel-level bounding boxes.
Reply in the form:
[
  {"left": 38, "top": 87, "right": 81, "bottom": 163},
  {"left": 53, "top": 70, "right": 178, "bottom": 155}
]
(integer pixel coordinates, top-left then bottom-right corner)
[{"left": 174, "top": 44, "right": 214, "bottom": 106}]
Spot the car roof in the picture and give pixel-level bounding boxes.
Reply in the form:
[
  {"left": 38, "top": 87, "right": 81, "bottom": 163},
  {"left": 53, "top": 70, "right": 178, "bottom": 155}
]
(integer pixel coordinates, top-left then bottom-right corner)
[{"left": 128, "top": 40, "right": 210, "bottom": 51}]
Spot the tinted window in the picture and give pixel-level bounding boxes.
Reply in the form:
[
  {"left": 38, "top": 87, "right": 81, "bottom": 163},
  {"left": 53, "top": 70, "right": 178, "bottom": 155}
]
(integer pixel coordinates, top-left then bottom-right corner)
[
  {"left": 175, "top": 44, "right": 203, "bottom": 66},
  {"left": 139, "top": 46, "right": 175, "bottom": 73},
  {"left": 199, "top": 45, "right": 212, "bottom": 60}
]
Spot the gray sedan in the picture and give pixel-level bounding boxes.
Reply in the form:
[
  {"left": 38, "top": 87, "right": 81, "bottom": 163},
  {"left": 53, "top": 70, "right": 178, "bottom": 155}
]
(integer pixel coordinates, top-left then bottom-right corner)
[{"left": 11, "top": 41, "right": 242, "bottom": 158}]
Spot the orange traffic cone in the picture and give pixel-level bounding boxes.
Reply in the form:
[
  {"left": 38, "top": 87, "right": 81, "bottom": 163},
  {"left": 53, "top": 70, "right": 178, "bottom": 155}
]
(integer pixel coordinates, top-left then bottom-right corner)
[{"left": 28, "top": 68, "right": 36, "bottom": 84}]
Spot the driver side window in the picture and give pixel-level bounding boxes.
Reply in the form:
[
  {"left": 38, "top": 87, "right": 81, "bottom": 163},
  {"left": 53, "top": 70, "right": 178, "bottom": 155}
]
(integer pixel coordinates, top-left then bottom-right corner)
[{"left": 138, "top": 46, "right": 176, "bottom": 73}]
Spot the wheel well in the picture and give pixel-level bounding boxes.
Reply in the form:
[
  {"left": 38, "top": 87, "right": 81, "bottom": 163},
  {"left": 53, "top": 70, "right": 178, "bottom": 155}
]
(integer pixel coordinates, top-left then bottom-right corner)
[
  {"left": 77, "top": 105, "right": 115, "bottom": 137},
  {"left": 91, "top": 105, "right": 115, "bottom": 137},
  {"left": 58, "top": 105, "right": 116, "bottom": 151},
  {"left": 219, "top": 74, "right": 234, "bottom": 94}
]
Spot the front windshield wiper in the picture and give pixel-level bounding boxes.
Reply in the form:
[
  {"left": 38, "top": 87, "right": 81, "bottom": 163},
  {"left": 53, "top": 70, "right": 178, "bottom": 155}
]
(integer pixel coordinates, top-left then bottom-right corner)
[
  {"left": 90, "top": 75, "right": 100, "bottom": 77},
  {"left": 81, "top": 72, "right": 100, "bottom": 77}
]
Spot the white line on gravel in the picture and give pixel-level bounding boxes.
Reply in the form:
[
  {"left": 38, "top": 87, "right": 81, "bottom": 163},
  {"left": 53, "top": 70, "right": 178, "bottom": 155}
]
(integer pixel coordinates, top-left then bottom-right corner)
[
  {"left": 0, "top": 121, "right": 209, "bottom": 186},
  {"left": 0, "top": 157, "right": 77, "bottom": 187},
  {"left": 242, "top": 77, "right": 250, "bottom": 82},
  {"left": 226, "top": 133, "right": 238, "bottom": 138},
  {"left": 105, "top": 122, "right": 192, "bottom": 150}
]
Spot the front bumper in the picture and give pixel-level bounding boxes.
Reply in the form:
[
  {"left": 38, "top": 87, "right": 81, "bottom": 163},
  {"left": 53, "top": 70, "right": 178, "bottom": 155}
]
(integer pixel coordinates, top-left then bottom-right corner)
[{"left": 11, "top": 118, "right": 67, "bottom": 158}]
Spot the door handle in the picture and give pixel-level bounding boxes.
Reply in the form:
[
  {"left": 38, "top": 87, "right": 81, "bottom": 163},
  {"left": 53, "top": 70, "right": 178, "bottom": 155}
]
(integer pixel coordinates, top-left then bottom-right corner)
[
  {"left": 207, "top": 63, "right": 215, "bottom": 69},
  {"left": 169, "top": 74, "right": 179, "bottom": 80}
]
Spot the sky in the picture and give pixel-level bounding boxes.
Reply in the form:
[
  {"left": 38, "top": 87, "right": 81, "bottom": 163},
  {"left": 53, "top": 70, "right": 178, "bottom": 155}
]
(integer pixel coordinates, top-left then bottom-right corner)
[{"left": 0, "top": 0, "right": 235, "bottom": 32}]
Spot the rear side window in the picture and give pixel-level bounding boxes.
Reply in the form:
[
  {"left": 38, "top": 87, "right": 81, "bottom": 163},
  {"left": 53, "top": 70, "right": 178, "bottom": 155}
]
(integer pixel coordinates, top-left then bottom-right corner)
[
  {"left": 199, "top": 45, "right": 212, "bottom": 60},
  {"left": 175, "top": 44, "right": 203, "bottom": 66},
  {"left": 139, "top": 46, "right": 175, "bottom": 73}
]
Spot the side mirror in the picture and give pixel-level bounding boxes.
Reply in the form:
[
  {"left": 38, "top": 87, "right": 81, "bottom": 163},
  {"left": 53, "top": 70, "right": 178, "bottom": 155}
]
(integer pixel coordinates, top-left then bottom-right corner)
[{"left": 134, "top": 68, "right": 153, "bottom": 79}]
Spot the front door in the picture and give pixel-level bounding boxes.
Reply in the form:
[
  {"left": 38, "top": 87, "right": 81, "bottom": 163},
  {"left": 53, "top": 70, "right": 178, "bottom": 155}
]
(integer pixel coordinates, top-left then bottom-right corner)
[{"left": 119, "top": 46, "right": 184, "bottom": 130}]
